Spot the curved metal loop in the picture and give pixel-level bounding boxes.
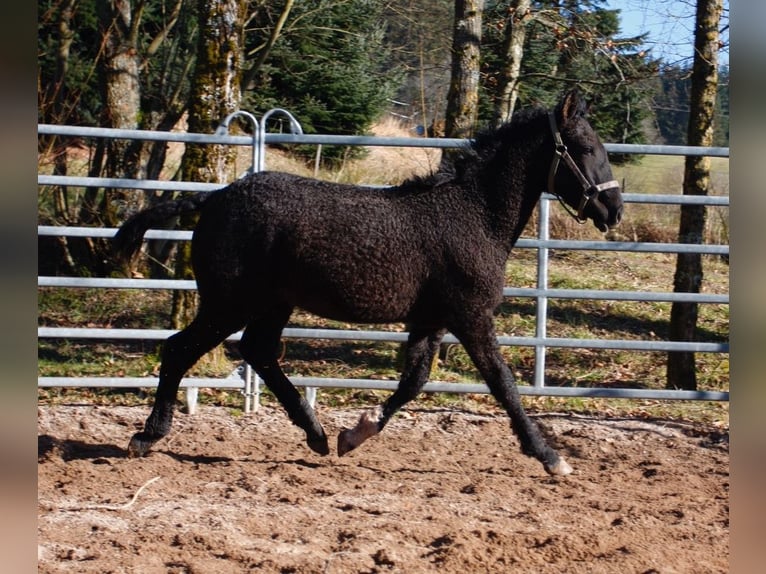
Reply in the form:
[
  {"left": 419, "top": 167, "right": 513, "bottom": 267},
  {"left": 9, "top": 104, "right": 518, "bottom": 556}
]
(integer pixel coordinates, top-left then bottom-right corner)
[
  {"left": 216, "top": 111, "right": 261, "bottom": 176},
  {"left": 258, "top": 108, "right": 304, "bottom": 172}
]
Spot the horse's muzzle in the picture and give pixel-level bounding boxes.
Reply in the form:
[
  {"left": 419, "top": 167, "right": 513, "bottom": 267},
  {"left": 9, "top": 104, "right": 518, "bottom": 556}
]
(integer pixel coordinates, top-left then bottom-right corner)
[
  {"left": 596, "top": 185, "right": 623, "bottom": 231},
  {"left": 611, "top": 204, "right": 624, "bottom": 228},
  {"left": 590, "top": 195, "right": 623, "bottom": 232}
]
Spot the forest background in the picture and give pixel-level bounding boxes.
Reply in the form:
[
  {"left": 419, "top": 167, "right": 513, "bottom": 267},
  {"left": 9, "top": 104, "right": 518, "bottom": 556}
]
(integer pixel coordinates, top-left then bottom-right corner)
[{"left": 38, "top": 0, "right": 729, "bottom": 154}]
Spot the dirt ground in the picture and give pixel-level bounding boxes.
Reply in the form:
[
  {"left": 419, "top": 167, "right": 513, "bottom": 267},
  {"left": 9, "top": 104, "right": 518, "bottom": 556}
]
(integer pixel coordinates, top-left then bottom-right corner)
[{"left": 38, "top": 403, "right": 729, "bottom": 573}]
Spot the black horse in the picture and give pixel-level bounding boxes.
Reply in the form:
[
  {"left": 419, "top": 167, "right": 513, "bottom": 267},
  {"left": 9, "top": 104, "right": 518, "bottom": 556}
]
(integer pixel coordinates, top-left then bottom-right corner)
[{"left": 114, "top": 90, "right": 622, "bottom": 475}]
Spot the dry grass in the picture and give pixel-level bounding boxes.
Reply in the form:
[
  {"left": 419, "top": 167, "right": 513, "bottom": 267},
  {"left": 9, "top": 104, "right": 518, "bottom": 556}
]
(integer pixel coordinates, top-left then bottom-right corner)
[{"left": 260, "top": 116, "right": 442, "bottom": 185}]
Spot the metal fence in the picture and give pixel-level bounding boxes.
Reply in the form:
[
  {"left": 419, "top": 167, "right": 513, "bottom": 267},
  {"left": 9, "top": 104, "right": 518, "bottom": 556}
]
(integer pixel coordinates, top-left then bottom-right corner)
[{"left": 38, "top": 114, "right": 730, "bottom": 412}]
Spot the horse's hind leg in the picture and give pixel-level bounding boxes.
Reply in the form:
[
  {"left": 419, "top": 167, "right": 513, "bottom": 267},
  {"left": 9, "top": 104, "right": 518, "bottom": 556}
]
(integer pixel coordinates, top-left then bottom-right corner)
[
  {"left": 128, "top": 307, "right": 245, "bottom": 457},
  {"left": 338, "top": 326, "right": 447, "bottom": 455},
  {"left": 239, "top": 306, "right": 329, "bottom": 455},
  {"left": 452, "top": 314, "right": 572, "bottom": 476}
]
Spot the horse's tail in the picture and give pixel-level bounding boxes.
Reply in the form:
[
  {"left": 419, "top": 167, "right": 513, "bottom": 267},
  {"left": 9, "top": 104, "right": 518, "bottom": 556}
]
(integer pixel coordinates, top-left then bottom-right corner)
[{"left": 112, "top": 192, "right": 212, "bottom": 262}]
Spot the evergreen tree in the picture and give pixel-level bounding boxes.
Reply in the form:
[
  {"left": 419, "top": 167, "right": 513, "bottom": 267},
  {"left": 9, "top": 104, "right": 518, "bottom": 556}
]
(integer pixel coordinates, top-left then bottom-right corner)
[
  {"left": 480, "top": 0, "right": 659, "bottom": 155},
  {"left": 655, "top": 65, "right": 690, "bottom": 145},
  {"left": 714, "top": 65, "right": 729, "bottom": 146},
  {"left": 655, "top": 64, "right": 728, "bottom": 146},
  {"left": 243, "top": 0, "right": 401, "bottom": 163},
  {"left": 38, "top": 0, "right": 103, "bottom": 126}
]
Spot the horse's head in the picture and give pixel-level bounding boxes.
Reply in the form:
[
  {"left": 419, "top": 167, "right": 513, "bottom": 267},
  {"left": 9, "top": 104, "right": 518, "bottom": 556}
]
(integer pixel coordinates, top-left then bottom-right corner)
[{"left": 548, "top": 90, "right": 624, "bottom": 232}]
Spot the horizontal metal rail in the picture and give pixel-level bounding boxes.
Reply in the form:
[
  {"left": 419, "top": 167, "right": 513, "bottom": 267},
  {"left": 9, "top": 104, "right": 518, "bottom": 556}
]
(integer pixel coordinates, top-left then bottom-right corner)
[
  {"left": 38, "top": 326, "right": 729, "bottom": 353},
  {"left": 38, "top": 123, "right": 731, "bottom": 157},
  {"left": 36, "top": 174, "right": 731, "bottom": 207},
  {"left": 37, "top": 375, "right": 728, "bottom": 402},
  {"left": 39, "top": 376, "right": 246, "bottom": 389},
  {"left": 38, "top": 174, "right": 221, "bottom": 193},
  {"left": 37, "top": 277, "right": 728, "bottom": 304},
  {"left": 37, "top": 224, "right": 729, "bottom": 255}
]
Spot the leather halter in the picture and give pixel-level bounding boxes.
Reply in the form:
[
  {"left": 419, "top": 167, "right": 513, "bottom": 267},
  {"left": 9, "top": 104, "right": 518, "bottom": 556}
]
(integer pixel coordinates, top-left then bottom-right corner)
[{"left": 547, "top": 112, "right": 620, "bottom": 223}]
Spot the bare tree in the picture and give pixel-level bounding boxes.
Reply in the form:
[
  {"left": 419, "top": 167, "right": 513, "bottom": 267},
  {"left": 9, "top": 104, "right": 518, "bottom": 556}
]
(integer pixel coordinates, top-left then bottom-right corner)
[
  {"left": 101, "top": 1, "right": 142, "bottom": 167},
  {"left": 42, "top": 0, "right": 79, "bottom": 271},
  {"left": 75, "top": 0, "right": 146, "bottom": 271},
  {"left": 241, "top": 0, "right": 294, "bottom": 90},
  {"left": 382, "top": 0, "right": 453, "bottom": 133},
  {"left": 39, "top": 1, "right": 187, "bottom": 275},
  {"left": 98, "top": 0, "right": 186, "bottom": 184},
  {"left": 666, "top": 0, "right": 723, "bottom": 390},
  {"left": 491, "top": 0, "right": 531, "bottom": 127}
]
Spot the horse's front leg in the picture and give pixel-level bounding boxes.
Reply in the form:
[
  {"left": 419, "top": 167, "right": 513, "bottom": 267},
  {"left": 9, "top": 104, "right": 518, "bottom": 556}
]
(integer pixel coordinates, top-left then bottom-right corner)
[
  {"left": 454, "top": 314, "right": 573, "bottom": 476},
  {"left": 240, "top": 313, "right": 329, "bottom": 455},
  {"left": 338, "top": 327, "right": 446, "bottom": 455}
]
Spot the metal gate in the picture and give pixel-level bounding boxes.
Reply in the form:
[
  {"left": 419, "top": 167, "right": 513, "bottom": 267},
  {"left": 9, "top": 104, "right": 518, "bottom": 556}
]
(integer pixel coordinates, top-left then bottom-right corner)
[{"left": 38, "top": 114, "right": 730, "bottom": 412}]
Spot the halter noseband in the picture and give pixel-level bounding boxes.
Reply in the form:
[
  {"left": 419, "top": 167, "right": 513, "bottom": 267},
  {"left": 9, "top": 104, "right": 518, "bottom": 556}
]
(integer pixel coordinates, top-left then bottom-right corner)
[{"left": 547, "top": 112, "right": 620, "bottom": 223}]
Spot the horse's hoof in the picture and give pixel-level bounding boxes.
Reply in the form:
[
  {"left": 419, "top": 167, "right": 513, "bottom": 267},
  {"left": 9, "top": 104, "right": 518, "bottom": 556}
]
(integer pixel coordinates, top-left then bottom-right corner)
[
  {"left": 337, "top": 407, "right": 383, "bottom": 456},
  {"left": 127, "top": 433, "right": 155, "bottom": 458},
  {"left": 307, "top": 435, "right": 330, "bottom": 456},
  {"left": 545, "top": 457, "right": 573, "bottom": 476},
  {"left": 337, "top": 429, "right": 357, "bottom": 457}
]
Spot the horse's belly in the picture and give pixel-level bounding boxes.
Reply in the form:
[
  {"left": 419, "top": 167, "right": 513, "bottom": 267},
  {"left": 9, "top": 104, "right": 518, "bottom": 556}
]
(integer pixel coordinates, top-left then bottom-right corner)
[
  {"left": 281, "top": 267, "right": 422, "bottom": 324},
  {"left": 292, "top": 287, "right": 416, "bottom": 324},
  {"left": 271, "top": 226, "right": 433, "bottom": 324}
]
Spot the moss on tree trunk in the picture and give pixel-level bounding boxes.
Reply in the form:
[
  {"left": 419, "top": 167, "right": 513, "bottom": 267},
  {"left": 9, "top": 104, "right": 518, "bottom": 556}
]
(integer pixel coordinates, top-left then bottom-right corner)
[{"left": 170, "top": 0, "right": 244, "bottom": 330}]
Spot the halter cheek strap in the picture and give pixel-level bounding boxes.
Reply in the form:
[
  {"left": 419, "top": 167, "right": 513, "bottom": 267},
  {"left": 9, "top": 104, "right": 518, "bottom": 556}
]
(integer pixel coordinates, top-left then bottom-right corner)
[{"left": 547, "top": 112, "right": 620, "bottom": 223}]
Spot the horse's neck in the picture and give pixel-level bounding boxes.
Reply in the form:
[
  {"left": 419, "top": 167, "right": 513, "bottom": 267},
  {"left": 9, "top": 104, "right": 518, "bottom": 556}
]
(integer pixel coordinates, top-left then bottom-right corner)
[
  {"left": 492, "top": 184, "right": 544, "bottom": 252},
  {"left": 483, "top": 134, "right": 549, "bottom": 250}
]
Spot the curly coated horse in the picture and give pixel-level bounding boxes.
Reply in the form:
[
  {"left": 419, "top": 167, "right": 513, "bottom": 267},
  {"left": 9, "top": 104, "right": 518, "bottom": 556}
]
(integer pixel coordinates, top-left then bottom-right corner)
[{"left": 113, "top": 90, "right": 623, "bottom": 475}]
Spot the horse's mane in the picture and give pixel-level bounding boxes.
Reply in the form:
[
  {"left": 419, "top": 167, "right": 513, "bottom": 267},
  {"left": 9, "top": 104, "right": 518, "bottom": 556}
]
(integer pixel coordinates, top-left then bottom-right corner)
[{"left": 397, "top": 105, "right": 547, "bottom": 193}]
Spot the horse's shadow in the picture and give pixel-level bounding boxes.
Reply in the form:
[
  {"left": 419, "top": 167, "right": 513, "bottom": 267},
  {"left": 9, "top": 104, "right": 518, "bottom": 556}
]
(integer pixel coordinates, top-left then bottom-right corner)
[
  {"left": 38, "top": 434, "right": 126, "bottom": 462},
  {"left": 37, "top": 434, "right": 328, "bottom": 467},
  {"left": 37, "top": 434, "right": 232, "bottom": 464}
]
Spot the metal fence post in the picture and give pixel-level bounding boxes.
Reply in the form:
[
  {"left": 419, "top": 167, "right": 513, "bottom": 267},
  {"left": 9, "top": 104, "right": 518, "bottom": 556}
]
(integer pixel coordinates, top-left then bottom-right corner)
[{"left": 533, "top": 197, "right": 551, "bottom": 388}]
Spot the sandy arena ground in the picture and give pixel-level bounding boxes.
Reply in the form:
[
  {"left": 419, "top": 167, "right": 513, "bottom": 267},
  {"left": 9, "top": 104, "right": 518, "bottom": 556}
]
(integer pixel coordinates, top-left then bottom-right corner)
[{"left": 38, "top": 404, "right": 728, "bottom": 573}]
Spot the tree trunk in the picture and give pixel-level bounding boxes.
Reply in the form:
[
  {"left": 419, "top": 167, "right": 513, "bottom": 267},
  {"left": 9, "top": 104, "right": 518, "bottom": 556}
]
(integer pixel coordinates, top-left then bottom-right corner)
[
  {"left": 492, "top": 0, "right": 531, "bottom": 127},
  {"left": 38, "top": 0, "right": 78, "bottom": 275},
  {"left": 99, "top": 0, "right": 143, "bottom": 221},
  {"left": 423, "top": 0, "right": 483, "bottom": 365},
  {"left": 51, "top": 0, "right": 78, "bottom": 226},
  {"left": 55, "top": 1, "right": 145, "bottom": 277},
  {"left": 666, "top": 0, "right": 722, "bottom": 390},
  {"left": 443, "top": 0, "right": 483, "bottom": 140},
  {"left": 171, "top": 0, "right": 245, "bottom": 330}
]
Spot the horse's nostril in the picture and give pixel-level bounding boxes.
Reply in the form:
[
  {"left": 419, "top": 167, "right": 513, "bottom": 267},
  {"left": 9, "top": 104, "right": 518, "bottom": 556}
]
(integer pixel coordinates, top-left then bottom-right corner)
[{"left": 615, "top": 205, "right": 624, "bottom": 224}]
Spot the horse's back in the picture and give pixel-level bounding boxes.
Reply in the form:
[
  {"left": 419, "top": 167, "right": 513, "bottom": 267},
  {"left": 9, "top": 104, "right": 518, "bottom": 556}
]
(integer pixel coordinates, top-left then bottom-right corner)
[{"left": 190, "top": 172, "right": 444, "bottom": 322}]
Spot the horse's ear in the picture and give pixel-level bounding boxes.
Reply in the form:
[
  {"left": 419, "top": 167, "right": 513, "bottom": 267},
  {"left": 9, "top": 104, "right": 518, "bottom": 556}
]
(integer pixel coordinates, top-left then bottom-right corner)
[{"left": 557, "top": 89, "right": 588, "bottom": 125}]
